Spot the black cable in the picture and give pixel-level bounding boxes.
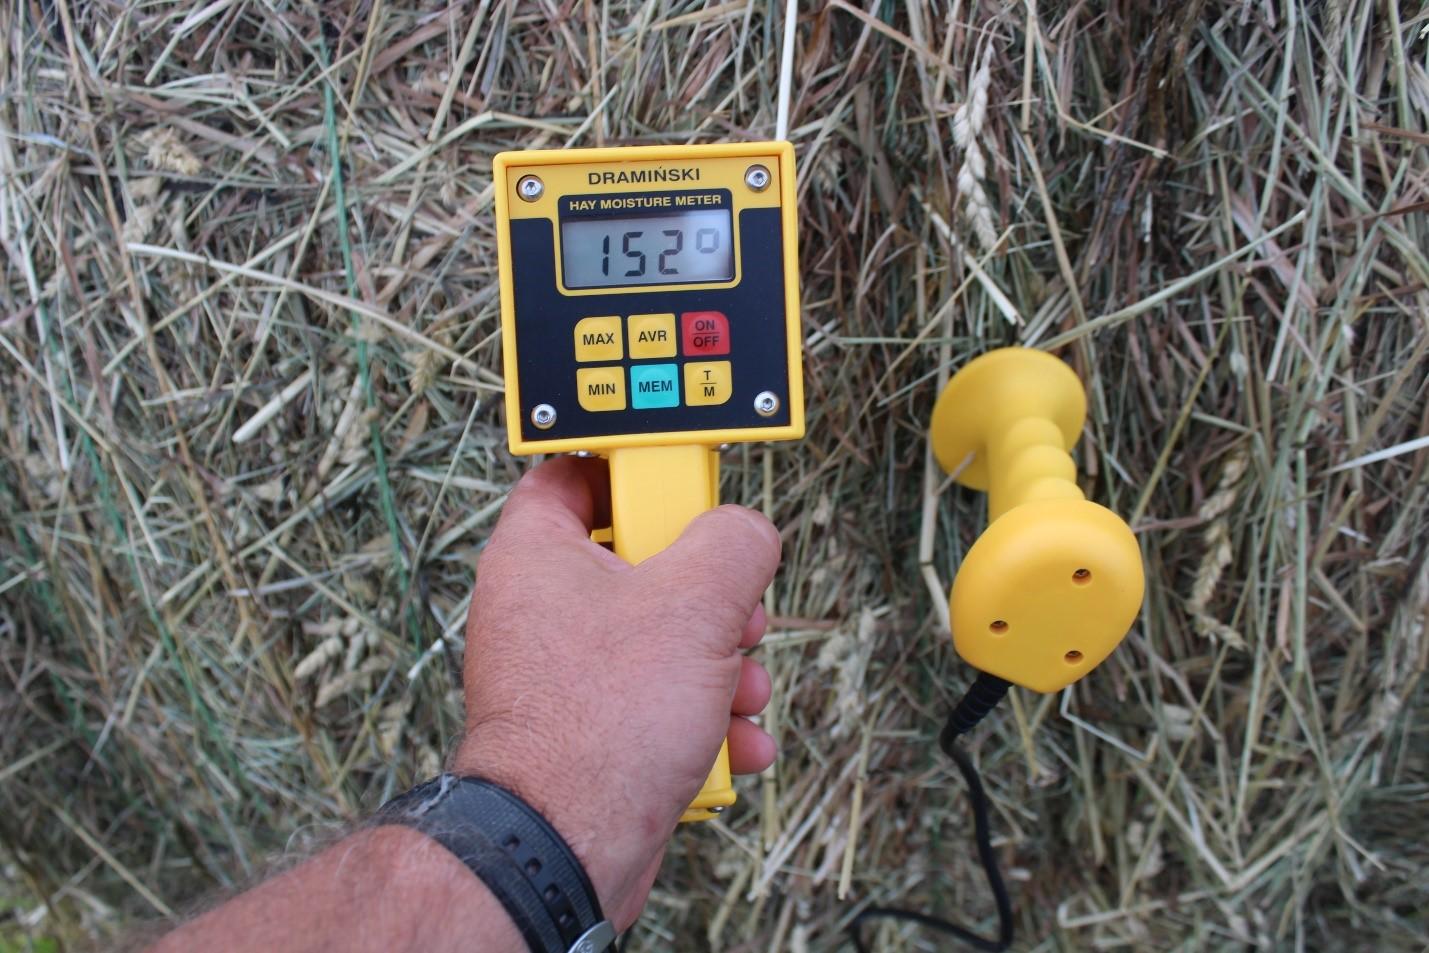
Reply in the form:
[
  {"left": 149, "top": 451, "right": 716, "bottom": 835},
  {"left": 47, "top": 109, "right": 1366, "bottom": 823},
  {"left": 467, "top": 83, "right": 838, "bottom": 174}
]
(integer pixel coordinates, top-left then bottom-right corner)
[{"left": 847, "top": 672, "right": 1014, "bottom": 953}]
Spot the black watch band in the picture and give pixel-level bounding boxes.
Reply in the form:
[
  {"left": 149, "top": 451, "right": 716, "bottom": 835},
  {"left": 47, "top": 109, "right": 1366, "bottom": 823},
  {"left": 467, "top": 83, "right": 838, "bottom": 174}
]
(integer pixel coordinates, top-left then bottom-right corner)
[{"left": 376, "top": 775, "right": 615, "bottom": 953}]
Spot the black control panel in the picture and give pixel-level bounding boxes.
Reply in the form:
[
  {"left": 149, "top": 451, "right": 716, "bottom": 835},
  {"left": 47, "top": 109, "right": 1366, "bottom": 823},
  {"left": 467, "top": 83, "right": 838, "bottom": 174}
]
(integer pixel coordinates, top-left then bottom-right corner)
[{"left": 509, "top": 206, "right": 793, "bottom": 444}]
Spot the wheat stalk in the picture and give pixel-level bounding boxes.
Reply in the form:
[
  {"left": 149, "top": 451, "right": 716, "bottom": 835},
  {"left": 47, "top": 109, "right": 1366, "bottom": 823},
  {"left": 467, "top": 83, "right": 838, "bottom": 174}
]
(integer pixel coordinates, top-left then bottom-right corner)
[
  {"left": 1187, "top": 450, "right": 1249, "bottom": 649},
  {"left": 952, "top": 44, "right": 998, "bottom": 253}
]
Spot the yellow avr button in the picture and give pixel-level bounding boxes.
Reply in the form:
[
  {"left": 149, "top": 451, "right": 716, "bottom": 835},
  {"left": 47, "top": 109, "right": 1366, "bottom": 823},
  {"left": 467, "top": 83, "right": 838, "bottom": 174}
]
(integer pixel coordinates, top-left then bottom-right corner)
[
  {"left": 628, "top": 313, "right": 676, "bottom": 359},
  {"left": 574, "top": 316, "right": 623, "bottom": 363},
  {"left": 576, "top": 367, "right": 626, "bottom": 412}
]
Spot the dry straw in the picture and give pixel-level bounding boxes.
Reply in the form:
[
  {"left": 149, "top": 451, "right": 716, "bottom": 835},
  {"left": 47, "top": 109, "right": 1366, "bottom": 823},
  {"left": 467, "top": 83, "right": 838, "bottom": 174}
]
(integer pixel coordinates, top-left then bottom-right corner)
[{"left": 2, "top": 2, "right": 1427, "bottom": 951}]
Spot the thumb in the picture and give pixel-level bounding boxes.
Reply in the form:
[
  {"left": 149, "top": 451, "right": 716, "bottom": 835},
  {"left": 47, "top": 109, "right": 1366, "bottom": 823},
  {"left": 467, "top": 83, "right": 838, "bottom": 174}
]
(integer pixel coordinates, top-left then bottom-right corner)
[{"left": 635, "top": 505, "right": 781, "bottom": 652}]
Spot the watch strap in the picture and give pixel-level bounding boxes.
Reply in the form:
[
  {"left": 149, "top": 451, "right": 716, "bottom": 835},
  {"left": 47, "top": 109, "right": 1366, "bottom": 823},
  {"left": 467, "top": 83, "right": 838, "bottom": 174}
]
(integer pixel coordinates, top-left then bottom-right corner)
[{"left": 376, "top": 775, "right": 613, "bottom": 953}]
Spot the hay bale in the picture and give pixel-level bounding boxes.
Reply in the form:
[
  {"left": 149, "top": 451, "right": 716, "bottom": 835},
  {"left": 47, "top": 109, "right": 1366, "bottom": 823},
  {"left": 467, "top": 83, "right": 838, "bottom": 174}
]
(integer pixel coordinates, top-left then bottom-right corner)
[{"left": 1, "top": 1, "right": 1425, "bottom": 949}]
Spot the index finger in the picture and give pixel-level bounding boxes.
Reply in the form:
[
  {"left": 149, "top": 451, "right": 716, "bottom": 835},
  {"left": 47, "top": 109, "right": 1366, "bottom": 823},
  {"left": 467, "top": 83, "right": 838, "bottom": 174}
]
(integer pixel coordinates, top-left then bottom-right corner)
[{"left": 495, "top": 455, "right": 612, "bottom": 543}]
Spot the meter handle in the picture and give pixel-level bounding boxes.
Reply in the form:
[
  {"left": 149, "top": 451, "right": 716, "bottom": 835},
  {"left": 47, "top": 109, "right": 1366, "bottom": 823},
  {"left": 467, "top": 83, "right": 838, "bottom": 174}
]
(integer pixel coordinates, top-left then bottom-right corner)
[
  {"left": 930, "top": 348, "right": 1144, "bottom": 694},
  {"left": 606, "top": 444, "right": 734, "bottom": 823}
]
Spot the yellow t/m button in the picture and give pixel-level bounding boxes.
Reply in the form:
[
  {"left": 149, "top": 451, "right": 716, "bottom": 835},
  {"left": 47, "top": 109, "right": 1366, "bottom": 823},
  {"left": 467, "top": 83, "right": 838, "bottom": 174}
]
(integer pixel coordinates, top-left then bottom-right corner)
[
  {"left": 628, "top": 313, "right": 676, "bottom": 359},
  {"left": 684, "top": 361, "right": 732, "bottom": 406},
  {"left": 576, "top": 367, "right": 626, "bottom": 412},
  {"left": 574, "top": 316, "right": 622, "bottom": 362}
]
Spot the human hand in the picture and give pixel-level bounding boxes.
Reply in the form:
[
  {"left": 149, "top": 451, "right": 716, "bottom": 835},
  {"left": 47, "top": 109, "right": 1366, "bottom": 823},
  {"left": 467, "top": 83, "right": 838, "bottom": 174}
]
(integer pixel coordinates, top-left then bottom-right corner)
[{"left": 452, "top": 456, "right": 780, "bottom": 929}]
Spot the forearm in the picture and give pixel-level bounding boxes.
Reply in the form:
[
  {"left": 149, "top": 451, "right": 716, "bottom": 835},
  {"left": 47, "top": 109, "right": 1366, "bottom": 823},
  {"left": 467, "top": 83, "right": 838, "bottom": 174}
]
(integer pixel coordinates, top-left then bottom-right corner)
[
  {"left": 145, "top": 459, "right": 779, "bottom": 950},
  {"left": 150, "top": 825, "right": 522, "bottom": 953}
]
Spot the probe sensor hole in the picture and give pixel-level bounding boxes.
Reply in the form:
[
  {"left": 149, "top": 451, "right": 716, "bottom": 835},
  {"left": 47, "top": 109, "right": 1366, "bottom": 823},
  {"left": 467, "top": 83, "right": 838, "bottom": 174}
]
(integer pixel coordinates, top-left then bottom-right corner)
[
  {"left": 989, "top": 620, "right": 1009, "bottom": 635},
  {"left": 1064, "top": 650, "right": 1083, "bottom": 664},
  {"left": 1072, "top": 568, "right": 1092, "bottom": 584}
]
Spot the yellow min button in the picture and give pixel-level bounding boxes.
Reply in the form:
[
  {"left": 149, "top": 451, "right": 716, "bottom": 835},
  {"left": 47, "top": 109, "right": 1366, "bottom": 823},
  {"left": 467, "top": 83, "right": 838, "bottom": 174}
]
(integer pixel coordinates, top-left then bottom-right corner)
[
  {"left": 574, "top": 316, "right": 622, "bottom": 362},
  {"left": 576, "top": 366, "right": 626, "bottom": 412},
  {"left": 627, "top": 313, "right": 676, "bottom": 359},
  {"left": 683, "top": 361, "right": 732, "bottom": 406}
]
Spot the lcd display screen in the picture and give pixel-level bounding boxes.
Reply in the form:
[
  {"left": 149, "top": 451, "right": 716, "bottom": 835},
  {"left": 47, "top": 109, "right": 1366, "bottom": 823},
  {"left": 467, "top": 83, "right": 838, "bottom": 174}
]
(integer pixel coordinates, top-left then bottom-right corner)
[{"left": 561, "top": 209, "right": 734, "bottom": 289}]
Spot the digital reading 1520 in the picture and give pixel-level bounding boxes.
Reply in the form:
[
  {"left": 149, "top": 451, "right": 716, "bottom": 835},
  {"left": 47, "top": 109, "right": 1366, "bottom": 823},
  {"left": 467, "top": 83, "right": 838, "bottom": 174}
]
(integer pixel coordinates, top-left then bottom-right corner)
[{"left": 561, "top": 208, "right": 734, "bottom": 289}]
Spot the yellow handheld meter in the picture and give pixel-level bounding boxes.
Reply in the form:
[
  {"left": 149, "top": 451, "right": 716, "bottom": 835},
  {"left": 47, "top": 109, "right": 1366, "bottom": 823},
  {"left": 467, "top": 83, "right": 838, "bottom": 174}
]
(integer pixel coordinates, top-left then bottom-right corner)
[{"left": 493, "top": 142, "right": 805, "bottom": 821}]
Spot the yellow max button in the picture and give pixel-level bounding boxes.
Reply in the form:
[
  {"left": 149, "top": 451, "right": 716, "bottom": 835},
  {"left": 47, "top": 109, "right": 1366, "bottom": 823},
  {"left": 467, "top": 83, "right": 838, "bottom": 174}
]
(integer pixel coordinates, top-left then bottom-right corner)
[
  {"left": 576, "top": 367, "right": 626, "bottom": 412},
  {"left": 573, "top": 316, "right": 622, "bottom": 362},
  {"left": 683, "top": 361, "right": 733, "bottom": 406},
  {"left": 627, "top": 313, "right": 676, "bottom": 359}
]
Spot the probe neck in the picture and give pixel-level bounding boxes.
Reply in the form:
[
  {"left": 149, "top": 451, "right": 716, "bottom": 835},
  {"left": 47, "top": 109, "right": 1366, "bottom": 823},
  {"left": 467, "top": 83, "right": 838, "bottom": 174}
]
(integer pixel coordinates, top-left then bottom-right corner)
[{"left": 941, "top": 671, "right": 1011, "bottom": 749}]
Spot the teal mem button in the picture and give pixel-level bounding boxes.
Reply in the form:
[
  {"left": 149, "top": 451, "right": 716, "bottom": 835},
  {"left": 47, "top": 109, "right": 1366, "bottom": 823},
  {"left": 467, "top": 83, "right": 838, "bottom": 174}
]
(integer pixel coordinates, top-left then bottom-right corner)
[{"left": 630, "top": 363, "right": 679, "bottom": 409}]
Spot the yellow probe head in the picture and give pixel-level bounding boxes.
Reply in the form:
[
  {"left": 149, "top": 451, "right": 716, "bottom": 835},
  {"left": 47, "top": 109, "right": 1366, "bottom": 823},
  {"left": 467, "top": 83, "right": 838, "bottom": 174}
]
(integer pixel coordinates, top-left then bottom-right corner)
[{"left": 931, "top": 348, "right": 1145, "bottom": 693}]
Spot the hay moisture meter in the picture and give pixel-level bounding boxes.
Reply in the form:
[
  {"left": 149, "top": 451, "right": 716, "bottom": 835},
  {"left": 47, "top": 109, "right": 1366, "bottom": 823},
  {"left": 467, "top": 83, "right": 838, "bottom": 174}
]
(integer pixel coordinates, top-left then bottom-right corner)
[{"left": 492, "top": 142, "right": 804, "bottom": 822}]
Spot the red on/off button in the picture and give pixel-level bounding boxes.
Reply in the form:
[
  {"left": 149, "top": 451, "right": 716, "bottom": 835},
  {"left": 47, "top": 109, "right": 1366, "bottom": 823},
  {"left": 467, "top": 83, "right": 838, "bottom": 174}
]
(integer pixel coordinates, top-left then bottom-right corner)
[{"left": 681, "top": 311, "right": 730, "bottom": 356}]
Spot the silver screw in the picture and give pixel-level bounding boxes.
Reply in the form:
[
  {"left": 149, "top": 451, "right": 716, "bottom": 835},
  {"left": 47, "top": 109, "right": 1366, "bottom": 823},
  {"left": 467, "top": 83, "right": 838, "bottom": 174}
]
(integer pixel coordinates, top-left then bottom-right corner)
[
  {"left": 531, "top": 403, "right": 557, "bottom": 429},
  {"left": 707, "top": 806, "right": 726, "bottom": 814},
  {"left": 517, "top": 175, "right": 544, "bottom": 201},
  {"left": 716, "top": 443, "right": 732, "bottom": 452},
  {"left": 744, "top": 164, "right": 771, "bottom": 191},
  {"left": 753, "top": 391, "right": 780, "bottom": 417}
]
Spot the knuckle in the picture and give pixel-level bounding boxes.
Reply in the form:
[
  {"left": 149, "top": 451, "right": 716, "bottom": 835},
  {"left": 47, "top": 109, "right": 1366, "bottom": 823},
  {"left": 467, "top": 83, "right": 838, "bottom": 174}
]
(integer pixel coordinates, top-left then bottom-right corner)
[
  {"left": 715, "top": 507, "right": 781, "bottom": 565},
  {"left": 646, "top": 560, "right": 740, "bottom": 616}
]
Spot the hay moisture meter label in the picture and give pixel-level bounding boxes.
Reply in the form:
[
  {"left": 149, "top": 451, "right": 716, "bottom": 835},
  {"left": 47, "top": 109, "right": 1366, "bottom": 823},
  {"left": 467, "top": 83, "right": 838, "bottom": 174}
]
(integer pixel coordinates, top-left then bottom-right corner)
[{"left": 492, "top": 143, "right": 805, "bottom": 822}]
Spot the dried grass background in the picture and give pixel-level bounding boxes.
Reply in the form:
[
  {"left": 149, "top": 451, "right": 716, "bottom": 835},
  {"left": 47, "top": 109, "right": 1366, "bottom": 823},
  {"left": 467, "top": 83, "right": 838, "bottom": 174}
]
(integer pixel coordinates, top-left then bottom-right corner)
[{"left": 3, "top": 1, "right": 1428, "bottom": 950}]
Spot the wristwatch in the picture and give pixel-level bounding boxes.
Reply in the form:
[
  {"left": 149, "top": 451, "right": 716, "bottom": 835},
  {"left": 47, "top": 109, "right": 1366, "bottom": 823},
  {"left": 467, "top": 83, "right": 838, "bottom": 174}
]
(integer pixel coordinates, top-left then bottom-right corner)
[{"left": 377, "top": 775, "right": 616, "bottom": 953}]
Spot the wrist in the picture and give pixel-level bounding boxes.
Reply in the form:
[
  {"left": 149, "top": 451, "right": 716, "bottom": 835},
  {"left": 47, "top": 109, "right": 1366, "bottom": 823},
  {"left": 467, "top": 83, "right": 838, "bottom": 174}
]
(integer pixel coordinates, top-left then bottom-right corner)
[
  {"left": 149, "top": 825, "right": 525, "bottom": 953},
  {"left": 377, "top": 774, "right": 617, "bottom": 951},
  {"left": 367, "top": 826, "right": 527, "bottom": 950},
  {"left": 452, "top": 732, "right": 666, "bottom": 926}
]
